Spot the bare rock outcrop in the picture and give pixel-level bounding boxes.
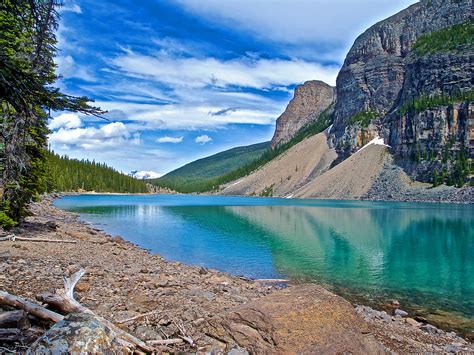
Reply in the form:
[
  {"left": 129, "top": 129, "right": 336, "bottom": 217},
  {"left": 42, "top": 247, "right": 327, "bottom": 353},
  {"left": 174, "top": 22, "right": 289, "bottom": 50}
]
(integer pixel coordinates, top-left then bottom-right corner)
[
  {"left": 204, "top": 285, "right": 386, "bottom": 353},
  {"left": 271, "top": 80, "right": 335, "bottom": 147}
]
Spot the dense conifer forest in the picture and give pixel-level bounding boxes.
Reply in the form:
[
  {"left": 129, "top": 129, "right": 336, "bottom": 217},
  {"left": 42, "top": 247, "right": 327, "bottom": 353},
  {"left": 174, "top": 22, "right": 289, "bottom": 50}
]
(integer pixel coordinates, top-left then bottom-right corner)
[{"left": 45, "top": 152, "right": 148, "bottom": 193}]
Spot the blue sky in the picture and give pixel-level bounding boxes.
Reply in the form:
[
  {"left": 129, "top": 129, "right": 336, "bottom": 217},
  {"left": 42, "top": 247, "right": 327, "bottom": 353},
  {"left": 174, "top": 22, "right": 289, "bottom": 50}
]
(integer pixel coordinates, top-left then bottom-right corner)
[{"left": 50, "top": 0, "right": 418, "bottom": 176}]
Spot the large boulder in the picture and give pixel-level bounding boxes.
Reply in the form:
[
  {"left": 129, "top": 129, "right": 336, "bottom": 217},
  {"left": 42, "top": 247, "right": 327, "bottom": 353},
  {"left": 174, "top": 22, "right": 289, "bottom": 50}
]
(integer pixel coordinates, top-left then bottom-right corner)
[
  {"left": 27, "top": 313, "right": 126, "bottom": 353},
  {"left": 203, "top": 285, "right": 386, "bottom": 353}
]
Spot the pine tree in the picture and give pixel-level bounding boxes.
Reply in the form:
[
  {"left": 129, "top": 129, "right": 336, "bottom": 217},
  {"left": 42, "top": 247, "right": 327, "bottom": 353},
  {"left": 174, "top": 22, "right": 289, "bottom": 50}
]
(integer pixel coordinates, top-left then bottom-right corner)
[{"left": 0, "top": 1, "right": 104, "bottom": 226}]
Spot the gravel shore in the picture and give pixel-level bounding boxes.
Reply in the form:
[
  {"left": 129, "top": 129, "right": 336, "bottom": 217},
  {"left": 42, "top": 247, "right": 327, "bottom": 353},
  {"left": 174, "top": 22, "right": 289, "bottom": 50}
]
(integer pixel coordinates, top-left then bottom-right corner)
[{"left": 0, "top": 195, "right": 472, "bottom": 353}]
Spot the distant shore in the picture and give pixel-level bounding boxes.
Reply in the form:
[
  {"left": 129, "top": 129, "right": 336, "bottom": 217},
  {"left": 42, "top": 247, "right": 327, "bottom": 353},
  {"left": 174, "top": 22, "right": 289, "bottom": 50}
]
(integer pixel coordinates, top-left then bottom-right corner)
[{"left": 0, "top": 195, "right": 472, "bottom": 352}]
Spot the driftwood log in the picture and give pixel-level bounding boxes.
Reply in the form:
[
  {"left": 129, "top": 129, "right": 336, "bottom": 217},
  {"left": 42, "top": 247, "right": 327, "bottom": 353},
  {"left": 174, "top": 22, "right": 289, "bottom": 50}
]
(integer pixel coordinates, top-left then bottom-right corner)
[
  {"left": 0, "top": 235, "right": 77, "bottom": 243},
  {"left": 0, "top": 310, "right": 29, "bottom": 329},
  {"left": 0, "top": 291, "right": 63, "bottom": 323},
  {"left": 147, "top": 338, "right": 184, "bottom": 346}
]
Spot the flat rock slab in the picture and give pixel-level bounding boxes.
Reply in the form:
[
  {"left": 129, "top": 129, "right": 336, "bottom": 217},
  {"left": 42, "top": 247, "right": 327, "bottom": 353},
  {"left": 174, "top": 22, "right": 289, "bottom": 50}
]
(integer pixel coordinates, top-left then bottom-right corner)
[{"left": 205, "top": 284, "right": 387, "bottom": 354}]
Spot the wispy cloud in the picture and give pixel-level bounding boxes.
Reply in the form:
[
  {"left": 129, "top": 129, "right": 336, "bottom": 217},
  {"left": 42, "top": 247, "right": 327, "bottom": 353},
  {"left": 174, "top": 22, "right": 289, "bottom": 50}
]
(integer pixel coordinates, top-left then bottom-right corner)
[
  {"left": 55, "top": 55, "right": 96, "bottom": 82},
  {"left": 60, "top": 2, "right": 82, "bottom": 14},
  {"left": 176, "top": 0, "right": 418, "bottom": 46},
  {"left": 156, "top": 136, "right": 184, "bottom": 143},
  {"left": 195, "top": 134, "right": 213, "bottom": 144},
  {"left": 111, "top": 50, "right": 339, "bottom": 89}
]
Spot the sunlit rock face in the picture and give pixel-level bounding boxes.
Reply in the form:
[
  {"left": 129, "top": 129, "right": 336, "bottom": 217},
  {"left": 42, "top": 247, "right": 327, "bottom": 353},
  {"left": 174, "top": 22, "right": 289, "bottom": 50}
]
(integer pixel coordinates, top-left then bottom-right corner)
[{"left": 271, "top": 80, "right": 335, "bottom": 147}]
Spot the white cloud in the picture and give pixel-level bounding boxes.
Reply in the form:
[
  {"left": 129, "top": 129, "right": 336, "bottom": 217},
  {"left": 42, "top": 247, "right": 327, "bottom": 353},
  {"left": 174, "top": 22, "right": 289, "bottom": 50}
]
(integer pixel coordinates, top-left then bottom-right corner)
[
  {"left": 112, "top": 51, "right": 339, "bottom": 89},
  {"left": 156, "top": 136, "right": 184, "bottom": 143},
  {"left": 49, "top": 118, "right": 140, "bottom": 151},
  {"left": 55, "top": 55, "right": 96, "bottom": 82},
  {"left": 195, "top": 135, "right": 213, "bottom": 144},
  {"left": 61, "top": 2, "right": 82, "bottom": 14},
  {"left": 176, "top": 0, "right": 418, "bottom": 46},
  {"left": 49, "top": 113, "right": 82, "bottom": 130}
]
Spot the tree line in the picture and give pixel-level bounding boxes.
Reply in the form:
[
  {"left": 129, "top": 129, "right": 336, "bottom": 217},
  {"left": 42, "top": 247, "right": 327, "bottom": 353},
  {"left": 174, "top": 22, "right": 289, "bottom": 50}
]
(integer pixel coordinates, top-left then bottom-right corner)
[{"left": 45, "top": 151, "right": 148, "bottom": 193}]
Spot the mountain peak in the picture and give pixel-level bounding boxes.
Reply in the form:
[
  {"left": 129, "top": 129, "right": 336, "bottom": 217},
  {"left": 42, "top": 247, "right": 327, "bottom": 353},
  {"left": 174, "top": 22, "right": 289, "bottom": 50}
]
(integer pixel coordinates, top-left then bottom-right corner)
[{"left": 271, "top": 80, "right": 335, "bottom": 147}]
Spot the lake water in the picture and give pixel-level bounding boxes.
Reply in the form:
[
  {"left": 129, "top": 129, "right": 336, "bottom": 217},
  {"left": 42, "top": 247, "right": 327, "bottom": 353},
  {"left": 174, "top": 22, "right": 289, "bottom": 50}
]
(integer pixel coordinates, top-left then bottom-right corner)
[{"left": 54, "top": 194, "right": 474, "bottom": 336}]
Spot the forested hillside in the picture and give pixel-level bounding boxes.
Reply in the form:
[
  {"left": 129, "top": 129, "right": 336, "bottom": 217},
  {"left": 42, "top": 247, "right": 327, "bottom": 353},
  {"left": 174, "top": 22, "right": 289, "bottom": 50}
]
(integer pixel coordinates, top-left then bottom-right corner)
[
  {"left": 152, "top": 142, "right": 270, "bottom": 192},
  {"left": 153, "top": 108, "right": 332, "bottom": 193},
  {"left": 45, "top": 152, "right": 148, "bottom": 193}
]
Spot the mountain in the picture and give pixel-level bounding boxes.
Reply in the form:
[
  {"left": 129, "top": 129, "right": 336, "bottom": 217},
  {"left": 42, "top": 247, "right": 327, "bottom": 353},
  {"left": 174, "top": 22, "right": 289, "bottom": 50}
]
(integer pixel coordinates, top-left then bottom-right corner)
[
  {"left": 155, "top": 0, "right": 472, "bottom": 202},
  {"left": 221, "top": 0, "right": 473, "bottom": 202},
  {"left": 330, "top": 0, "right": 472, "bottom": 184},
  {"left": 131, "top": 171, "right": 163, "bottom": 180},
  {"left": 271, "top": 80, "right": 335, "bottom": 147},
  {"left": 151, "top": 142, "right": 270, "bottom": 193}
]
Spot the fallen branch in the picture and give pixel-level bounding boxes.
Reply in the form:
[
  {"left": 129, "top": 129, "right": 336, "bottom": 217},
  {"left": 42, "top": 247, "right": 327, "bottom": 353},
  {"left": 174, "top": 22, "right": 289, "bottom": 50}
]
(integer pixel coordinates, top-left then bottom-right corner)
[
  {"left": 0, "top": 310, "right": 29, "bottom": 329},
  {"left": 36, "top": 269, "right": 154, "bottom": 353},
  {"left": 255, "top": 279, "right": 289, "bottom": 283},
  {"left": 173, "top": 318, "right": 195, "bottom": 347},
  {"left": 116, "top": 310, "right": 161, "bottom": 324},
  {"left": 0, "top": 291, "right": 63, "bottom": 323},
  {"left": 146, "top": 338, "right": 184, "bottom": 346},
  {"left": 0, "top": 235, "right": 77, "bottom": 243},
  {"left": 0, "top": 235, "right": 15, "bottom": 242}
]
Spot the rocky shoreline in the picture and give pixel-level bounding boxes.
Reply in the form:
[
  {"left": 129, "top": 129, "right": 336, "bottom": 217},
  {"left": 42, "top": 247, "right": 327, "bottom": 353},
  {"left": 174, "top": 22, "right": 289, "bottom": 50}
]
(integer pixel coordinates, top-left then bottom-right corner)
[{"left": 0, "top": 195, "right": 472, "bottom": 353}]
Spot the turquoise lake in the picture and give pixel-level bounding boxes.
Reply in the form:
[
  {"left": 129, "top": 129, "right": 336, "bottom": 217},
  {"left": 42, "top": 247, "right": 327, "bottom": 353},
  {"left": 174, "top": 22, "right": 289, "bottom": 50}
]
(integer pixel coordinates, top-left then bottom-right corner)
[{"left": 54, "top": 194, "right": 474, "bottom": 336}]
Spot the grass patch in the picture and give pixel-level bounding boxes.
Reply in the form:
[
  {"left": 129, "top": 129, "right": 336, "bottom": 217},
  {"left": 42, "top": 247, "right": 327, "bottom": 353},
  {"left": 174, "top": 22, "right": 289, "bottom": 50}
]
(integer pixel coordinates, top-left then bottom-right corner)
[{"left": 348, "top": 110, "right": 378, "bottom": 127}]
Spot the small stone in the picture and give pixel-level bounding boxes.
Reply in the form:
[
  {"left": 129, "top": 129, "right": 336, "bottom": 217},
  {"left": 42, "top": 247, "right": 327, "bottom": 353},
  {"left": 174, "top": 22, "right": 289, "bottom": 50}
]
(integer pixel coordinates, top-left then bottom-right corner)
[
  {"left": 394, "top": 309, "right": 408, "bottom": 317},
  {"left": 406, "top": 318, "right": 421, "bottom": 327},
  {"left": 228, "top": 347, "right": 249, "bottom": 355},
  {"left": 199, "top": 267, "right": 208, "bottom": 275},
  {"left": 414, "top": 315, "right": 427, "bottom": 323},
  {"left": 443, "top": 344, "right": 461, "bottom": 353},
  {"left": 421, "top": 324, "right": 439, "bottom": 334},
  {"left": 134, "top": 325, "right": 161, "bottom": 341},
  {"left": 0, "top": 251, "right": 11, "bottom": 261},
  {"left": 390, "top": 300, "right": 400, "bottom": 307},
  {"left": 75, "top": 282, "right": 91, "bottom": 293}
]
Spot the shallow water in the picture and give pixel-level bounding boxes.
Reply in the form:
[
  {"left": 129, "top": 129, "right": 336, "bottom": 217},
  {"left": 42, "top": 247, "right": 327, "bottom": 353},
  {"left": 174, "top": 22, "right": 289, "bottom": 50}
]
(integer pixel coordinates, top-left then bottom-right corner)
[{"left": 55, "top": 194, "right": 474, "bottom": 336}]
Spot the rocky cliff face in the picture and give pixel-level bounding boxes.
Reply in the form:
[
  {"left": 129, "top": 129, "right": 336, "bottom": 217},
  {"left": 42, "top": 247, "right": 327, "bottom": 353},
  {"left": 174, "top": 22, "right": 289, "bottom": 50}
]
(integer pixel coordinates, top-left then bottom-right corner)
[
  {"left": 330, "top": 0, "right": 471, "bottom": 148},
  {"left": 328, "top": 0, "right": 472, "bottom": 184},
  {"left": 271, "top": 80, "right": 335, "bottom": 147},
  {"left": 386, "top": 46, "right": 473, "bottom": 182}
]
